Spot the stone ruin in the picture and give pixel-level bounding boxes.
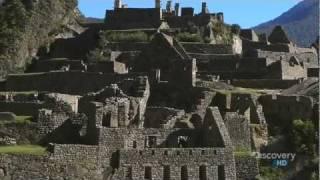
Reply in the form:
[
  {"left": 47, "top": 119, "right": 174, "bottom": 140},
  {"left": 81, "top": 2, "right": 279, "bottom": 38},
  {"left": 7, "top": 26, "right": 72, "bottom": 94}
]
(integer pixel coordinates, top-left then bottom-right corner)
[{"left": 0, "top": 1, "right": 318, "bottom": 180}]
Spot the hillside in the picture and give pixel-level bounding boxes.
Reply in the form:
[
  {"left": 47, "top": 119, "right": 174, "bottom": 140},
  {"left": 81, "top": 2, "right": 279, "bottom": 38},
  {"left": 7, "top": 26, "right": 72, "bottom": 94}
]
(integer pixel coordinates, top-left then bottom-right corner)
[
  {"left": 0, "top": 0, "right": 82, "bottom": 78},
  {"left": 254, "top": 0, "right": 319, "bottom": 47}
]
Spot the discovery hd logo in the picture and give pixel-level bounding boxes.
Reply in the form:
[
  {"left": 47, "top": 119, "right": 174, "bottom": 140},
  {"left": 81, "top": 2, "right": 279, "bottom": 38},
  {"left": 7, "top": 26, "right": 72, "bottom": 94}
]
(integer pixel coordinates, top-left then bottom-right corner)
[{"left": 252, "top": 152, "right": 296, "bottom": 167}]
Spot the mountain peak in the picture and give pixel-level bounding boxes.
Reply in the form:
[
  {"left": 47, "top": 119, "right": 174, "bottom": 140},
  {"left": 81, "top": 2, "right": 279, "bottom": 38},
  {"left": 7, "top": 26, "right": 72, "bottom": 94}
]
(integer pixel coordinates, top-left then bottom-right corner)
[{"left": 254, "top": 0, "right": 319, "bottom": 47}]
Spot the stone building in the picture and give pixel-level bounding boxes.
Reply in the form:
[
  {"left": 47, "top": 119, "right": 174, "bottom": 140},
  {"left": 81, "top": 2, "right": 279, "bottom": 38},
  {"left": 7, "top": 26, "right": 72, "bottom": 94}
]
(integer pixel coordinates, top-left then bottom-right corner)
[{"left": 0, "top": 1, "right": 317, "bottom": 180}]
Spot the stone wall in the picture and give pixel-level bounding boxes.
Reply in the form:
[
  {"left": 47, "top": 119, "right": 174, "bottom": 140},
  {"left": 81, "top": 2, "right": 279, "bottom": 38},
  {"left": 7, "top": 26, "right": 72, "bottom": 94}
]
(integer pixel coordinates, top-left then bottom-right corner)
[
  {"left": 197, "top": 57, "right": 273, "bottom": 79},
  {"left": 224, "top": 112, "right": 251, "bottom": 151},
  {"left": 27, "top": 59, "right": 86, "bottom": 72},
  {"left": 5, "top": 72, "right": 146, "bottom": 95},
  {"left": 240, "top": 29, "right": 259, "bottom": 41},
  {"left": 189, "top": 54, "right": 239, "bottom": 62},
  {"left": 246, "top": 49, "right": 318, "bottom": 66},
  {"left": 0, "top": 153, "right": 103, "bottom": 180},
  {"left": 235, "top": 156, "right": 259, "bottom": 180},
  {"left": 114, "top": 148, "right": 235, "bottom": 180},
  {"left": 242, "top": 39, "right": 294, "bottom": 53},
  {"left": 279, "top": 60, "right": 307, "bottom": 80},
  {"left": 87, "top": 61, "right": 128, "bottom": 74},
  {"left": 51, "top": 144, "right": 100, "bottom": 162},
  {"left": 105, "top": 8, "right": 162, "bottom": 29},
  {"left": 0, "top": 101, "right": 44, "bottom": 117},
  {"left": 181, "top": 42, "right": 234, "bottom": 54},
  {"left": 259, "top": 94, "right": 314, "bottom": 126},
  {"left": 144, "top": 107, "right": 185, "bottom": 128},
  {"left": 231, "top": 79, "right": 300, "bottom": 89},
  {"left": 37, "top": 109, "right": 69, "bottom": 137},
  {"left": 45, "top": 93, "right": 80, "bottom": 113},
  {"left": 98, "top": 128, "right": 204, "bottom": 149},
  {"left": 165, "top": 14, "right": 215, "bottom": 29},
  {"left": 0, "top": 122, "right": 39, "bottom": 144},
  {"left": 107, "top": 42, "right": 149, "bottom": 52}
]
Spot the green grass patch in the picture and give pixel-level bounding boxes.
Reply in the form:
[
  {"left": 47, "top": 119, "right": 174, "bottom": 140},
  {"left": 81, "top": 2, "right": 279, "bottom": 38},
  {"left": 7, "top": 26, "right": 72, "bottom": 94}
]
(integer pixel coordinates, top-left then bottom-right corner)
[
  {"left": 234, "top": 147, "right": 252, "bottom": 157},
  {"left": 215, "top": 87, "right": 268, "bottom": 96},
  {"left": 103, "top": 31, "right": 150, "bottom": 42},
  {"left": 176, "top": 32, "right": 202, "bottom": 42},
  {"left": 258, "top": 166, "right": 285, "bottom": 180},
  {"left": 0, "top": 91, "right": 37, "bottom": 95},
  {"left": 0, "top": 145, "right": 47, "bottom": 155},
  {"left": 0, "top": 116, "right": 33, "bottom": 125},
  {"left": 15, "top": 116, "right": 33, "bottom": 124}
]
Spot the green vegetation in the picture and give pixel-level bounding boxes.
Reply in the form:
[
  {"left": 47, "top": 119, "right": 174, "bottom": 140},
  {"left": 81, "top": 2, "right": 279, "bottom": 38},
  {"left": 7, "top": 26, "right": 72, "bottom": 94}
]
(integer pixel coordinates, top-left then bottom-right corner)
[
  {"left": 215, "top": 87, "right": 268, "bottom": 96},
  {"left": 234, "top": 147, "right": 252, "bottom": 157},
  {"left": 176, "top": 32, "right": 202, "bottom": 42},
  {"left": 258, "top": 166, "right": 285, "bottom": 180},
  {"left": 0, "top": 0, "right": 28, "bottom": 53},
  {"left": 211, "top": 22, "right": 233, "bottom": 44},
  {"left": 102, "top": 31, "right": 150, "bottom": 42},
  {"left": 15, "top": 116, "right": 33, "bottom": 124},
  {"left": 234, "top": 151, "right": 252, "bottom": 157},
  {"left": 0, "top": 145, "right": 47, "bottom": 155},
  {"left": 86, "top": 48, "right": 111, "bottom": 62},
  {"left": 0, "top": 91, "right": 37, "bottom": 95},
  {"left": 0, "top": 0, "right": 78, "bottom": 76},
  {"left": 0, "top": 116, "right": 33, "bottom": 125},
  {"left": 289, "top": 119, "right": 316, "bottom": 155}
]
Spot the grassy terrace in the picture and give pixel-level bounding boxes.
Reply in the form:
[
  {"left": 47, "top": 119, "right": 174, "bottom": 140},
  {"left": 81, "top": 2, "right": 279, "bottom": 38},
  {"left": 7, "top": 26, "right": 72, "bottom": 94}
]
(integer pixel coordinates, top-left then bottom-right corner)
[
  {"left": 234, "top": 147, "right": 253, "bottom": 157},
  {"left": 0, "top": 91, "right": 38, "bottom": 95},
  {"left": 215, "top": 87, "right": 280, "bottom": 96},
  {"left": 0, "top": 116, "right": 33, "bottom": 125},
  {"left": 0, "top": 145, "right": 47, "bottom": 156}
]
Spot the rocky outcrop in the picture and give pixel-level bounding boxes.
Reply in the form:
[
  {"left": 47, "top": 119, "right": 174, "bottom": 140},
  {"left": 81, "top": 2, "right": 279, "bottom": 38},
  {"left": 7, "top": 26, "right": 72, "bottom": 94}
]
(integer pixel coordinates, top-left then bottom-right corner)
[{"left": 0, "top": 0, "right": 82, "bottom": 78}]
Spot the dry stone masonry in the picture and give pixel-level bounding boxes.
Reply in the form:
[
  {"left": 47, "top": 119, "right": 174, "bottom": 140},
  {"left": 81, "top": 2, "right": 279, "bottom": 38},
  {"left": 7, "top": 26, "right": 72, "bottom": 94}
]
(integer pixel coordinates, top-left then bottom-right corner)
[{"left": 0, "top": 0, "right": 318, "bottom": 180}]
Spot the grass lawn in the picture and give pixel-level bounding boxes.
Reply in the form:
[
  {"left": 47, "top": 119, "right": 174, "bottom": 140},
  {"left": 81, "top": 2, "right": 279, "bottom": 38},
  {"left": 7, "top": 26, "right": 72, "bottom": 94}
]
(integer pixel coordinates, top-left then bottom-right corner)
[{"left": 0, "top": 145, "right": 47, "bottom": 155}]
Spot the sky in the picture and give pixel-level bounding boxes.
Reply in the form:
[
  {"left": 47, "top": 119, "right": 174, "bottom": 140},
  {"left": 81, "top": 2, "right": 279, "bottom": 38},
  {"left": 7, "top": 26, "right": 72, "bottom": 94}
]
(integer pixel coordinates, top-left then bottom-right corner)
[{"left": 78, "top": 0, "right": 302, "bottom": 28}]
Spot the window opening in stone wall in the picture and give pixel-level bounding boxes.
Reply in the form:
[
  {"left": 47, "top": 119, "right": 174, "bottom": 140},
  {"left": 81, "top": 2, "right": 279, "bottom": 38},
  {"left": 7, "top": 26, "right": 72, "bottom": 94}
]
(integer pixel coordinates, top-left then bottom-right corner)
[
  {"left": 181, "top": 166, "right": 188, "bottom": 180},
  {"left": 145, "top": 136, "right": 157, "bottom": 148},
  {"left": 145, "top": 166, "right": 152, "bottom": 180},
  {"left": 163, "top": 165, "right": 170, "bottom": 180},
  {"left": 133, "top": 141, "right": 137, "bottom": 148},
  {"left": 199, "top": 165, "right": 207, "bottom": 180},
  {"left": 102, "top": 112, "right": 111, "bottom": 127},
  {"left": 218, "top": 165, "right": 225, "bottom": 180},
  {"left": 125, "top": 166, "right": 132, "bottom": 179}
]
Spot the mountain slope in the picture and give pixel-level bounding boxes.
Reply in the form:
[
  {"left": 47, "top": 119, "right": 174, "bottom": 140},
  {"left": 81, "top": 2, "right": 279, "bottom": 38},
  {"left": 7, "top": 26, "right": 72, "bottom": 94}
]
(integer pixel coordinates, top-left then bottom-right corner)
[
  {"left": 0, "top": 0, "right": 82, "bottom": 78},
  {"left": 254, "top": 0, "right": 319, "bottom": 47}
]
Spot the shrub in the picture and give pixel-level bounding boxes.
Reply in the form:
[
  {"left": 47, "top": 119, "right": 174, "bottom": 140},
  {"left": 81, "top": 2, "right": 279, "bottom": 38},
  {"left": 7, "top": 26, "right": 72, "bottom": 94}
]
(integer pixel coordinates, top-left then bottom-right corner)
[
  {"left": 103, "top": 31, "right": 149, "bottom": 42},
  {"left": 86, "top": 48, "right": 110, "bottom": 62},
  {"left": 176, "top": 32, "right": 202, "bottom": 42},
  {"left": 289, "top": 119, "right": 316, "bottom": 155},
  {"left": 258, "top": 166, "right": 285, "bottom": 180}
]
